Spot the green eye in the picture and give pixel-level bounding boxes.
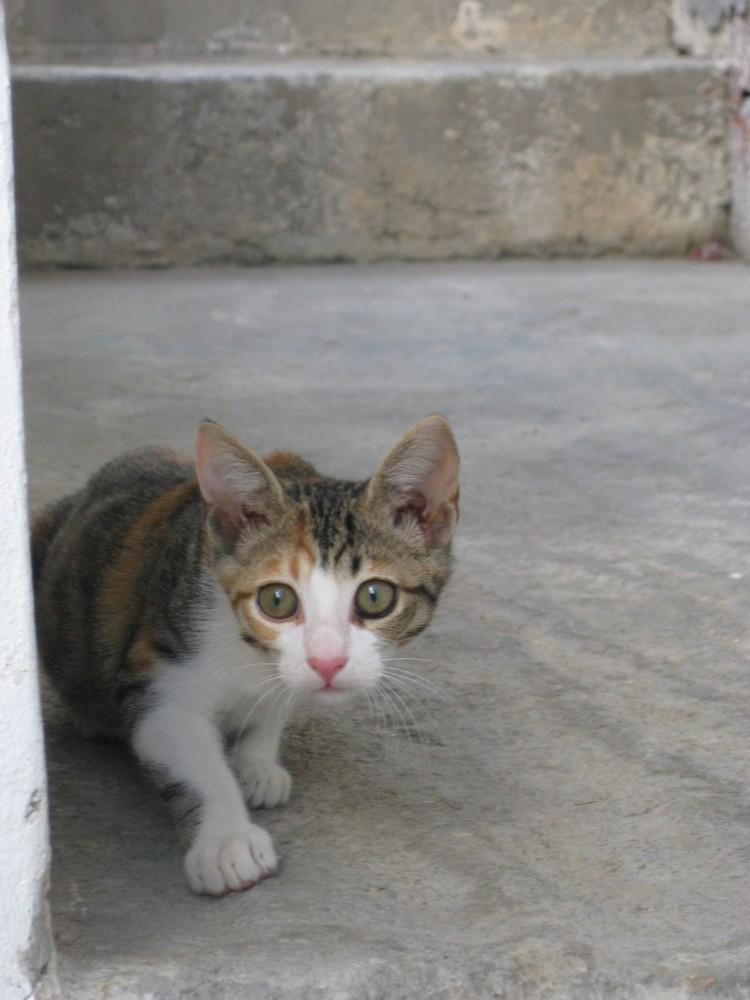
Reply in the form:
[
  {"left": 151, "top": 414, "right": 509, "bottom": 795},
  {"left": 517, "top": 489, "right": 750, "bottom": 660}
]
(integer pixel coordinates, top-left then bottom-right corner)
[
  {"left": 355, "top": 579, "right": 398, "bottom": 619},
  {"left": 257, "top": 584, "right": 299, "bottom": 620}
]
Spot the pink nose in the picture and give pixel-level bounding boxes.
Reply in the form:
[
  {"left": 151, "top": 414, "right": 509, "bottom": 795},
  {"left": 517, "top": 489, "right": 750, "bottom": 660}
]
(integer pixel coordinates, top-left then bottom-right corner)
[{"left": 308, "top": 656, "right": 347, "bottom": 685}]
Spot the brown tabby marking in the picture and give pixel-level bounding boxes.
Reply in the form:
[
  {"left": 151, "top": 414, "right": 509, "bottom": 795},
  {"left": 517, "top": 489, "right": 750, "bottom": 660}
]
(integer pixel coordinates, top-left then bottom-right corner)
[{"left": 100, "top": 478, "right": 201, "bottom": 676}]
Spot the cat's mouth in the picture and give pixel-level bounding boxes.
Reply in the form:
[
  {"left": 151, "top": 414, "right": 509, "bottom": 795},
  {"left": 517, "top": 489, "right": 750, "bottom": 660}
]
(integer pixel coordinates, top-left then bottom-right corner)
[
  {"left": 319, "top": 682, "right": 344, "bottom": 695},
  {"left": 314, "top": 682, "right": 358, "bottom": 704}
]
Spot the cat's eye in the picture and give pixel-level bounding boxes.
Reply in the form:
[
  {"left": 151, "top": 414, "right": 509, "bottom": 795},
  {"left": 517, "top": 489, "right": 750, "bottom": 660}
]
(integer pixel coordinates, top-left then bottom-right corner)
[
  {"left": 257, "top": 584, "right": 299, "bottom": 621},
  {"left": 354, "top": 579, "right": 398, "bottom": 619}
]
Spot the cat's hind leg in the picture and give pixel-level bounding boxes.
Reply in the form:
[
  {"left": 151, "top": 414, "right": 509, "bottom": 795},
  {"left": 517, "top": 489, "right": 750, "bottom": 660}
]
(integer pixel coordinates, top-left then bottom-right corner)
[{"left": 131, "top": 702, "right": 277, "bottom": 895}]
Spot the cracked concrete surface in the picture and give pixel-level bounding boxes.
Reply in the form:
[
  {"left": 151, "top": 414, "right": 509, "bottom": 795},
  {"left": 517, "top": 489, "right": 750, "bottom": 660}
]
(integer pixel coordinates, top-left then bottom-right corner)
[{"left": 20, "top": 261, "right": 750, "bottom": 999}]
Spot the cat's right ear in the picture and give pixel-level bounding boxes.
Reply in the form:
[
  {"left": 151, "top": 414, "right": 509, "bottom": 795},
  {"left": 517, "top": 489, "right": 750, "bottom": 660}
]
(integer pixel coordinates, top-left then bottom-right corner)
[
  {"left": 195, "top": 420, "right": 286, "bottom": 550},
  {"left": 367, "top": 415, "right": 460, "bottom": 549}
]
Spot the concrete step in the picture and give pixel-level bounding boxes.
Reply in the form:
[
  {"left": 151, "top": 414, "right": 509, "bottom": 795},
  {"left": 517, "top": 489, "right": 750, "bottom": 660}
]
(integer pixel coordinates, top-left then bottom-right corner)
[
  {"left": 7, "top": 0, "right": 672, "bottom": 60},
  {"left": 12, "top": 57, "right": 730, "bottom": 266}
]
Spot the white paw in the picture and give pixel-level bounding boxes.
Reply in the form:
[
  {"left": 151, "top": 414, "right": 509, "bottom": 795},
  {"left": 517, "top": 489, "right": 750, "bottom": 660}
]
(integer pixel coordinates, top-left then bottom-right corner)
[
  {"left": 236, "top": 758, "right": 292, "bottom": 809},
  {"left": 184, "top": 823, "right": 278, "bottom": 896}
]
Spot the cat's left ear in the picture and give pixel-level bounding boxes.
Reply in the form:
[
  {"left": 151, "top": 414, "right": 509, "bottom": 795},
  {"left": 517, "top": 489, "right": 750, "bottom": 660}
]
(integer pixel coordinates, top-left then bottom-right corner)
[
  {"left": 195, "top": 420, "right": 286, "bottom": 549},
  {"left": 367, "top": 415, "right": 460, "bottom": 549}
]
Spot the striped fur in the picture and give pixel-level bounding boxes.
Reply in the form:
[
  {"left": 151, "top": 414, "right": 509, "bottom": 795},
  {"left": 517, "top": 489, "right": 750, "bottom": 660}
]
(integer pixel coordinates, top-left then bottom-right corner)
[{"left": 33, "top": 416, "right": 459, "bottom": 895}]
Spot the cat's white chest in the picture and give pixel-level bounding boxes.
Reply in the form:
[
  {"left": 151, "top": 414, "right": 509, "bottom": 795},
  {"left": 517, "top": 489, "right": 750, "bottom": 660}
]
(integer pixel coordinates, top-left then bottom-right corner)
[{"left": 154, "top": 577, "right": 285, "bottom": 729}]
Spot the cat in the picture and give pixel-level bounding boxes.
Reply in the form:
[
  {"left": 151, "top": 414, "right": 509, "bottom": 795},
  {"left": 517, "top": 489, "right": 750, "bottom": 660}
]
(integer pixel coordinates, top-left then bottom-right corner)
[{"left": 31, "top": 415, "right": 459, "bottom": 895}]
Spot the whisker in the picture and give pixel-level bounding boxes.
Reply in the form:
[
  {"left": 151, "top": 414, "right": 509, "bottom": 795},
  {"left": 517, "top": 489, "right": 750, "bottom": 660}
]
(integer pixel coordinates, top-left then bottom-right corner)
[
  {"left": 362, "top": 687, "right": 390, "bottom": 742},
  {"left": 379, "top": 681, "right": 425, "bottom": 739},
  {"left": 281, "top": 685, "right": 300, "bottom": 723},
  {"left": 382, "top": 687, "right": 436, "bottom": 766},
  {"left": 381, "top": 658, "right": 455, "bottom": 694},
  {"left": 381, "top": 656, "right": 455, "bottom": 675},
  {"left": 229, "top": 675, "right": 288, "bottom": 746},
  {"left": 381, "top": 658, "right": 478, "bottom": 731},
  {"left": 382, "top": 667, "right": 449, "bottom": 703},
  {"left": 376, "top": 680, "right": 423, "bottom": 742},
  {"left": 366, "top": 687, "right": 390, "bottom": 741}
]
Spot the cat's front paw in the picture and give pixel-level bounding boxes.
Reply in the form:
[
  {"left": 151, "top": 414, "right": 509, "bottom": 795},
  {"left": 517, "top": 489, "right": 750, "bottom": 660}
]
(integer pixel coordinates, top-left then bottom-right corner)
[
  {"left": 184, "top": 823, "right": 277, "bottom": 896},
  {"left": 236, "top": 758, "right": 292, "bottom": 809}
]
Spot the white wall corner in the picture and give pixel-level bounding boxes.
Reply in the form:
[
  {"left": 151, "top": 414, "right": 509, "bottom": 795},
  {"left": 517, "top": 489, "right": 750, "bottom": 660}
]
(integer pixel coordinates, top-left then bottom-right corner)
[{"left": 0, "top": 5, "right": 59, "bottom": 999}]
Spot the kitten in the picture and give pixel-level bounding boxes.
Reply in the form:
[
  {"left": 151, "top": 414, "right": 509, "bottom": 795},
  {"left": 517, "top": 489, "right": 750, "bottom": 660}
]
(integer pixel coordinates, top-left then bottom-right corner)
[{"left": 32, "top": 416, "right": 459, "bottom": 895}]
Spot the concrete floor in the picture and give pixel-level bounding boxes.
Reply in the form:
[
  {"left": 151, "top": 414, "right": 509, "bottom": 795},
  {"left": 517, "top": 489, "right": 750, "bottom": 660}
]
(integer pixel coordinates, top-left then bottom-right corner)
[{"left": 20, "top": 261, "right": 750, "bottom": 999}]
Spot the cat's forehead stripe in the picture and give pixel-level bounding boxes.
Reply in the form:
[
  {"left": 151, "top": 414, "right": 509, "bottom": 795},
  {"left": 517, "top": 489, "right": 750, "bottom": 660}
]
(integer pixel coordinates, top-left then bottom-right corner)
[
  {"left": 282, "top": 479, "right": 365, "bottom": 568},
  {"left": 291, "top": 510, "right": 316, "bottom": 574}
]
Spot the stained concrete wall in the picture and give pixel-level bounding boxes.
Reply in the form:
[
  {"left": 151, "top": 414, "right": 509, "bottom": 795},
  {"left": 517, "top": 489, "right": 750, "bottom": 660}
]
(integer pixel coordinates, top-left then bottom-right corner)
[
  {"left": 5, "top": 0, "right": 672, "bottom": 59},
  {"left": 9, "top": 59, "right": 732, "bottom": 267},
  {"left": 0, "top": 7, "right": 56, "bottom": 999}
]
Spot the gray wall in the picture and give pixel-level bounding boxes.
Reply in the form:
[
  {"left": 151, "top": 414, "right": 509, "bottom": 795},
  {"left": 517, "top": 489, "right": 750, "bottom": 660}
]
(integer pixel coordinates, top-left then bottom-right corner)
[{"left": 6, "top": 0, "right": 672, "bottom": 59}]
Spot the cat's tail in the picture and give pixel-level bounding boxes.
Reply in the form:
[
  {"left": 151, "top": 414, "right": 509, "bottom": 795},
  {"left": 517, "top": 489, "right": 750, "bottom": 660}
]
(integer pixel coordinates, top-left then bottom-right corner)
[{"left": 30, "top": 495, "right": 76, "bottom": 589}]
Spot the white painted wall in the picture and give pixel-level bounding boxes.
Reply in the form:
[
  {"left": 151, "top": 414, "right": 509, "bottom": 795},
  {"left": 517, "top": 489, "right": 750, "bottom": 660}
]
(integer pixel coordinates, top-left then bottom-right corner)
[{"left": 0, "top": 7, "right": 56, "bottom": 999}]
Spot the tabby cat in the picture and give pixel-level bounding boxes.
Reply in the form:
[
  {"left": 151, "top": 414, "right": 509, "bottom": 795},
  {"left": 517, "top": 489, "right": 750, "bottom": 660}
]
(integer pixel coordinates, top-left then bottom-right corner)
[{"left": 32, "top": 416, "right": 459, "bottom": 895}]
